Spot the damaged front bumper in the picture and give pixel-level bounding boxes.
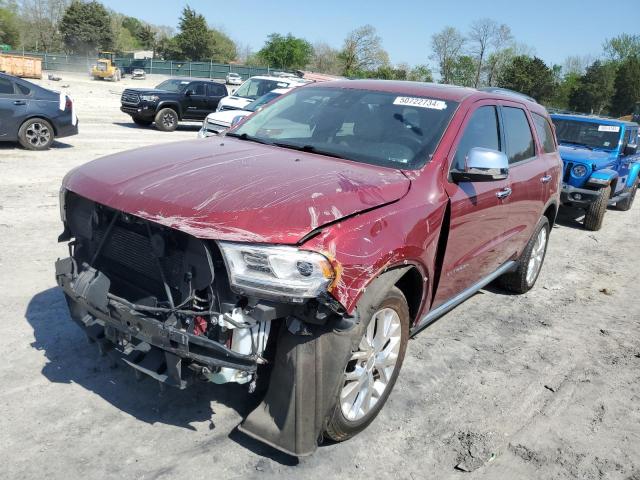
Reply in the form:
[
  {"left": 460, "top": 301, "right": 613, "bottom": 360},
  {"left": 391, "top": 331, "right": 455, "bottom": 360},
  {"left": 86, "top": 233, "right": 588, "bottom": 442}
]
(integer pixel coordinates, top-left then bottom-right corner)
[{"left": 55, "top": 257, "right": 258, "bottom": 389}]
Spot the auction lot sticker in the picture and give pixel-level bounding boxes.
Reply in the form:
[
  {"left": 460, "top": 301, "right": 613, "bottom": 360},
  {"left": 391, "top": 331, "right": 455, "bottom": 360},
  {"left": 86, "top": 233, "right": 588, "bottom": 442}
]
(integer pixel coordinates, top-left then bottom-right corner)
[
  {"left": 598, "top": 125, "right": 620, "bottom": 132},
  {"left": 393, "top": 97, "right": 448, "bottom": 110}
]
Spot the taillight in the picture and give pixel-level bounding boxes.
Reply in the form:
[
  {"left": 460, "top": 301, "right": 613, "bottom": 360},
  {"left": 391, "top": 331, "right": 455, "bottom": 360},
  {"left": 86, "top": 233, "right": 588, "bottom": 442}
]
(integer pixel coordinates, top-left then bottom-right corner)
[{"left": 65, "top": 96, "right": 73, "bottom": 111}]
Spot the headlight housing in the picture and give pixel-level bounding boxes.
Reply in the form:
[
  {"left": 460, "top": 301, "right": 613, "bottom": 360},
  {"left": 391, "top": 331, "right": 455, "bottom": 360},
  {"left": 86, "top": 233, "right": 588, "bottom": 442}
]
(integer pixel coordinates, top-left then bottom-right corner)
[
  {"left": 218, "top": 242, "right": 334, "bottom": 301},
  {"left": 572, "top": 164, "right": 588, "bottom": 177},
  {"left": 141, "top": 94, "right": 159, "bottom": 102}
]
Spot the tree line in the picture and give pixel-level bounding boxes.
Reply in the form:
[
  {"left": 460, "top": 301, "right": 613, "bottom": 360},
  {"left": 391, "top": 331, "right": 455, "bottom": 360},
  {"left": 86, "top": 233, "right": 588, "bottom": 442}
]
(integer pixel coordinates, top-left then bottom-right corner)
[{"left": 0, "top": 1, "right": 638, "bottom": 116}]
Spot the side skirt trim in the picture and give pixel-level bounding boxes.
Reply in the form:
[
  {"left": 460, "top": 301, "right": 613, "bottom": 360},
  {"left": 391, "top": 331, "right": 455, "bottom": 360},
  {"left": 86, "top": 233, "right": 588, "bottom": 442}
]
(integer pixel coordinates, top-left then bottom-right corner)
[{"left": 410, "top": 260, "right": 517, "bottom": 337}]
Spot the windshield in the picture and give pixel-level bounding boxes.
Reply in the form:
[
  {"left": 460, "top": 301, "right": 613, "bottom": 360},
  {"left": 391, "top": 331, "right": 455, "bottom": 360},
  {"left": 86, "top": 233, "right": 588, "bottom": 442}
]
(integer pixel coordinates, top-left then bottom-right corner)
[
  {"left": 233, "top": 78, "right": 291, "bottom": 100},
  {"left": 552, "top": 118, "right": 622, "bottom": 150},
  {"left": 244, "top": 92, "right": 283, "bottom": 112},
  {"left": 155, "top": 79, "right": 191, "bottom": 92},
  {"left": 229, "top": 87, "right": 458, "bottom": 169}
]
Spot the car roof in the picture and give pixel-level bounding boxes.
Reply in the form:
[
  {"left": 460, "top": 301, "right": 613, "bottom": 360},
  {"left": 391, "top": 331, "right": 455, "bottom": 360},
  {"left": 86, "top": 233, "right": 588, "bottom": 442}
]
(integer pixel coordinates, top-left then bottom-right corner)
[
  {"left": 303, "top": 79, "right": 547, "bottom": 113},
  {"left": 248, "top": 75, "right": 307, "bottom": 84},
  {"left": 550, "top": 113, "right": 638, "bottom": 128},
  {"left": 165, "top": 77, "right": 224, "bottom": 83}
]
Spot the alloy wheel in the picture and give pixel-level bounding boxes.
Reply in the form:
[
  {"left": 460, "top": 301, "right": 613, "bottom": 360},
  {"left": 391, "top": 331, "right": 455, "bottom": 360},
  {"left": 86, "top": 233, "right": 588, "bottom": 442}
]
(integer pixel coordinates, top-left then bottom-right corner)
[
  {"left": 25, "top": 122, "right": 51, "bottom": 147},
  {"left": 340, "top": 307, "right": 402, "bottom": 422},
  {"left": 526, "top": 227, "right": 547, "bottom": 286},
  {"left": 162, "top": 113, "right": 176, "bottom": 128}
]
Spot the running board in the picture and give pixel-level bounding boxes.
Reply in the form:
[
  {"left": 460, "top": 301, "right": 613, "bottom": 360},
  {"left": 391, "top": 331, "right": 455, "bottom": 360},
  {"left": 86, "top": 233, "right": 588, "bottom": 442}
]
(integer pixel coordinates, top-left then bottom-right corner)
[
  {"left": 410, "top": 260, "right": 517, "bottom": 337},
  {"left": 608, "top": 191, "right": 630, "bottom": 206}
]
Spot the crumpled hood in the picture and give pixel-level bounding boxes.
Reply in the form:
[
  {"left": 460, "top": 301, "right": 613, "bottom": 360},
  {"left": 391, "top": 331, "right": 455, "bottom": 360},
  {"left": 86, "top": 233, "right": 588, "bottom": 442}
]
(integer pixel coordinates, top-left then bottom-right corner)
[
  {"left": 558, "top": 145, "right": 616, "bottom": 165},
  {"left": 63, "top": 138, "right": 411, "bottom": 244}
]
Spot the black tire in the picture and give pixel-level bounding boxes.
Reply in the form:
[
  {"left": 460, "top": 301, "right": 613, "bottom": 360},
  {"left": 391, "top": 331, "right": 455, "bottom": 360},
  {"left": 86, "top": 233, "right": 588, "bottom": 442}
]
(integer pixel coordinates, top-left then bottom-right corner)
[
  {"left": 18, "top": 118, "right": 55, "bottom": 151},
  {"left": 498, "top": 216, "right": 550, "bottom": 294},
  {"left": 324, "top": 286, "right": 409, "bottom": 442},
  {"left": 132, "top": 117, "right": 152, "bottom": 127},
  {"left": 584, "top": 185, "right": 611, "bottom": 231},
  {"left": 616, "top": 179, "right": 638, "bottom": 211},
  {"left": 154, "top": 108, "right": 179, "bottom": 132}
]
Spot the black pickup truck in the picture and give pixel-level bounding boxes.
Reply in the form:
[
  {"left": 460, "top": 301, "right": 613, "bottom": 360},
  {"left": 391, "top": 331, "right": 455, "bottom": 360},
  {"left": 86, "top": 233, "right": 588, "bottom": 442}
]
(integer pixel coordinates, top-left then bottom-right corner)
[{"left": 120, "top": 78, "right": 228, "bottom": 131}]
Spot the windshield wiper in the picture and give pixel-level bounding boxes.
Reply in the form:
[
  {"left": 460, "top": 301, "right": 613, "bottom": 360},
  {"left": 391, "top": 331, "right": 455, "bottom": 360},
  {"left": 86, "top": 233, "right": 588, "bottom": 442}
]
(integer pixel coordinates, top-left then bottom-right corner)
[
  {"left": 225, "top": 132, "right": 273, "bottom": 146},
  {"left": 272, "top": 142, "right": 347, "bottom": 160}
]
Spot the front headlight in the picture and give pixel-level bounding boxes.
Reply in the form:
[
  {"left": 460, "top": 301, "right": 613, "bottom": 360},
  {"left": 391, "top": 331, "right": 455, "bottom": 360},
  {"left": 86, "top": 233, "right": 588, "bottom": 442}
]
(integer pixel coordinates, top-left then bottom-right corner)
[
  {"left": 218, "top": 242, "right": 334, "bottom": 301},
  {"left": 141, "top": 94, "right": 159, "bottom": 102},
  {"left": 572, "top": 164, "right": 588, "bottom": 177}
]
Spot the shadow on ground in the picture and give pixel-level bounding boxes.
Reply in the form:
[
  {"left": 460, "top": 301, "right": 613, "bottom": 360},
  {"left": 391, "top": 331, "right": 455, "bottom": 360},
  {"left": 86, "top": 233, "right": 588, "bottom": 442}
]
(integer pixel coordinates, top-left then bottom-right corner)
[
  {"left": 0, "top": 140, "right": 74, "bottom": 151},
  {"left": 24, "top": 287, "right": 298, "bottom": 465}
]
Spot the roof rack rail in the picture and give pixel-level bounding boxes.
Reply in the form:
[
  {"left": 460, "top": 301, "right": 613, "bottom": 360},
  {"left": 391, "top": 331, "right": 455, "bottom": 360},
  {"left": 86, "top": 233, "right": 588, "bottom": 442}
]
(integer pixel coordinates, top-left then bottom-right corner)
[{"left": 479, "top": 87, "right": 537, "bottom": 104}]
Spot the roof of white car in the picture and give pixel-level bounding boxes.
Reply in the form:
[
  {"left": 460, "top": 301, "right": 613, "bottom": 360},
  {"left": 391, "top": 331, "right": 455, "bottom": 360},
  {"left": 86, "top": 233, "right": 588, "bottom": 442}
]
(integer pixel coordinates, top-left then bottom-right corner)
[{"left": 248, "top": 75, "right": 307, "bottom": 84}]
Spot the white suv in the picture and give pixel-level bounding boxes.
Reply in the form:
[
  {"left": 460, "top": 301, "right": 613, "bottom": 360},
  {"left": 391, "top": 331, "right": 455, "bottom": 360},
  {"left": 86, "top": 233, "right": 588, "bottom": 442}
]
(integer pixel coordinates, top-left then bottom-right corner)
[
  {"left": 225, "top": 72, "right": 242, "bottom": 85},
  {"left": 216, "top": 75, "right": 307, "bottom": 112}
]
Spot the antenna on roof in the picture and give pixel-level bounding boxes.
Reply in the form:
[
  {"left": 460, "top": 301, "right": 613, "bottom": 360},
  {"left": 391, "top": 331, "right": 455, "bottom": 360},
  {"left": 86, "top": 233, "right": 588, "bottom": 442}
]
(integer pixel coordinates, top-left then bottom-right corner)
[{"left": 479, "top": 87, "right": 537, "bottom": 104}]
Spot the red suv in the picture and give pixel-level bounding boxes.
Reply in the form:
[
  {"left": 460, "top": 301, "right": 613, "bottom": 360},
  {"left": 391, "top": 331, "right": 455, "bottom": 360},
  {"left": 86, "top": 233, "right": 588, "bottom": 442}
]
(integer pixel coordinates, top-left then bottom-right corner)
[{"left": 55, "top": 80, "right": 561, "bottom": 456}]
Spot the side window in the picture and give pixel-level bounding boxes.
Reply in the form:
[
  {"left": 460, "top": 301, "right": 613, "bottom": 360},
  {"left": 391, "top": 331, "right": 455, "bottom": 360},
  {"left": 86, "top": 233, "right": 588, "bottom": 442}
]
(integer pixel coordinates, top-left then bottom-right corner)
[
  {"left": 0, "top": 78, "right": 15, "bottom": 95},
  {"left": 191, "top": 83, "right": 206, "bottom": 95},
  {"left": 208, "top": 83, "right": 225, "bottom": 97},
  {"left": 502, "top": 107, "right": 536, "bottom": 164},
  {"left": 532, "top": 113, "right": 556, "bottom": 154},
  {"left": 16, "top": 83, "right": 31, "bottom": 96},
  {"left": 452, "top": 106, "right": 501, "bottom": 171}
]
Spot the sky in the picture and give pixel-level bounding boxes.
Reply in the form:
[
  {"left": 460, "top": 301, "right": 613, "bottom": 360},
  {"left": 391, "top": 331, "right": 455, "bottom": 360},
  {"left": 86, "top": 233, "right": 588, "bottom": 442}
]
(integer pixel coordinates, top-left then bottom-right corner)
[{"left": 102, "top": 0, "right": 636, "bottom": 68}]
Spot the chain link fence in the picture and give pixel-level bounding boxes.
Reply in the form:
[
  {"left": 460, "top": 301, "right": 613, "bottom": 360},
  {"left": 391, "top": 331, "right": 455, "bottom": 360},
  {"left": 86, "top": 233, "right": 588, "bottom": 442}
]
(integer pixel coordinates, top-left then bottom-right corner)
[{"left": 6, "top": 51, "right": 275, "bottom": 80}]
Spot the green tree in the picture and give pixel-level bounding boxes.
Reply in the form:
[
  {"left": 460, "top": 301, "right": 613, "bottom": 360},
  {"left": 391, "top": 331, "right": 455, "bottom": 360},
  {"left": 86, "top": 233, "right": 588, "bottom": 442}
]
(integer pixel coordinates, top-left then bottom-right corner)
[
  {"left": 407, "top": 64, "right": 433, "bottom": 82},
  {"left": 497, "top": 55, "right": 555, "bottom": 102},
  {"left": 0, "top": 2, "right": 19, "bottom": 47},
  {"left": 59, "top": 1, "right": 114, "bottom": 54},
  {"left": 603, "top": 34, "right": 640, "bottom": 62},
  {"left": 430, "top": 26, "right": 465, "bottom": 84},
  {"left": 137, "top": 25, "right": 155, "bottom": 50},
  {"left": 550, "top": 71, "right": 580, "bottom": 110},
  {"left": 210, "top": 28, "right": 237, "bottom": 63},
  {"left": 568, "top": 61, "right": 617, "bottom": 114},
  {"left": 610, "top": 56, "right": 640, "bottom": 117},
  {"left": 449, "top": 55, "right": 477, "bottom": 87},
  {"left": 174, "top": 6, "right": 211, "bottom": 60},
  {"left": 121, "top": 16, "right": 142, "bottom": 38},
  {"left": 339, "top": 25, "right": 389, "bottom": 76},
  {"left": 155, "top": 35, "right": 181, "bottom": 60},
  {"left": 258, "top": 33, "right": 312, "bottom": 69}
]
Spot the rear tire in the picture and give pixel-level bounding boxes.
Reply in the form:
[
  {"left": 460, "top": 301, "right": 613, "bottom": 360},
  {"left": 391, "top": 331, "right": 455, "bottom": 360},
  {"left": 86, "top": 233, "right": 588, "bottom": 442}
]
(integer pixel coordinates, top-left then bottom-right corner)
[
  {"left": 18, "top": 118, "right": 54, "bottom": 150},
  {"left": 584, "top": 185, "right": 611, "bottom": 231},
  {"left": 498, "top": 216, "right": 550, "bottom": 294},
  {"left": 154, "top": 108, "right": 179, "bottom": 132},
  {"left": 616, "top": 179, "right": 638, "bottom": 211},
  {"left": 324, "top": 286, "right": 409, "bottom": 442}
]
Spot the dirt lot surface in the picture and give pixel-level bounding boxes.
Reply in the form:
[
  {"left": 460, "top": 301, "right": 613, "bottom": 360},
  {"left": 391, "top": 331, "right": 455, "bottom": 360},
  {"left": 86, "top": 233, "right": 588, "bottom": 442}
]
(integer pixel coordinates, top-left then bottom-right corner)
[{"left": 1, "top": 73, "right": 639, "bottom": 480}]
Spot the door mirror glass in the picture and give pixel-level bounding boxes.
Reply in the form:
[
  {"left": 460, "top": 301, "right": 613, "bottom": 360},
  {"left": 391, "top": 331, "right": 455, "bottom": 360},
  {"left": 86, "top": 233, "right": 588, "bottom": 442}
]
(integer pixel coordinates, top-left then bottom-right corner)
[{"left": 451, "top": 147, "right": 509, "bottom": 182}]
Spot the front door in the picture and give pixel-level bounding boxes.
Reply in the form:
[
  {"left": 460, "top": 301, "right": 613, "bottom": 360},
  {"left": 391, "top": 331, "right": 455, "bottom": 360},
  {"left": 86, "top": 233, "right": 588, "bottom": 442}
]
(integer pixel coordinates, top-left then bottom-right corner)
[
  {"left": 433, "top": 102, "right": 512, "bottom": 308},
  {"left": 206, "top": 83, "right": 227, "bottom": 113},
  {"left": 0, "top": 76, "right": 28, "bottom": 138},
  {"left": 182, "top": 82, "right": 208, "bottom": 120}
]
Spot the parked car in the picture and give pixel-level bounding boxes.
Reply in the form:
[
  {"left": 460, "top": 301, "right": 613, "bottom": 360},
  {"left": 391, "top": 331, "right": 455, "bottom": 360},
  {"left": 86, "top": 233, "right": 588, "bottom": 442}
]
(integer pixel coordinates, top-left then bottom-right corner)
[
  {"left": 0, "top": 72, "right": 78, "bottom": 150},
  {"left": 56, "top": 81, "right": 561, "bottom": 456},
  {"left": 131, "top": 69, "right": 146, "bottom": 80},
  {"left": 120, "top": 78, "right": 228, "bottom": 131},
  {"left": 216, "top": 75, "right": 306, "bottom": 112},
  {"left": 551, "top": 114, "right": 640, "bottom": 230},
  {"left": 225, "top": 72, "right": 242, "bottom": 85},
  {"left": 198, "top": 88, "right": 292, "bottom": 137}
]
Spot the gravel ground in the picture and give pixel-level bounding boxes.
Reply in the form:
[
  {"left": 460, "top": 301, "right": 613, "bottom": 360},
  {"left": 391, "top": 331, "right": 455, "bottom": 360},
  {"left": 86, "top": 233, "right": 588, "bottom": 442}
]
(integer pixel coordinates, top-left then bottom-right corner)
[{"left": 1, "top": 73, "right": 639, "bottom": 480}]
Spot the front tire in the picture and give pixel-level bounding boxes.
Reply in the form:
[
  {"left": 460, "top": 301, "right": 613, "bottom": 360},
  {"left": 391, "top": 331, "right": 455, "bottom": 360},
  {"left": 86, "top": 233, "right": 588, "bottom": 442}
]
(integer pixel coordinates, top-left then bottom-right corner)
[
  {"left": 584, "top": 185, "right": 610, "bottom": 231},
  {"left": 499, "top": 216, "right": 550, "bottom": 294},
  {"left": 154, "top": 108, "right": 179, "bottom": 132},
  {"left": 616, "top": 179, "right": 638, "bottom": 211},
  {"left": 324, "top": 286, "right": 409, "bottom": 442},
  {"left": 18, "top": 118, "right": 54, "bottom": 150}
]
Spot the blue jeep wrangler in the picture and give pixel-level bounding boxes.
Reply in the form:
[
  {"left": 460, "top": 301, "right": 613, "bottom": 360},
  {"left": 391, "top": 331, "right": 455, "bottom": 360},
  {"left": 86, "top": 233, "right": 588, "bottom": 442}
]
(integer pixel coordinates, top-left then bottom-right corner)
[{"left": 550, "top": 114, "right": 640, "bottom": 231}]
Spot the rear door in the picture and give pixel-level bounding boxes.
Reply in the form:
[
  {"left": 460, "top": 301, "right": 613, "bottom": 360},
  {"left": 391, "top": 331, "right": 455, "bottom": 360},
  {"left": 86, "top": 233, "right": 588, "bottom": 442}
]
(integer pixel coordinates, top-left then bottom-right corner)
[
  {"left": 206, "top": 83, "right": 227, "bottom": 112},
  {"left": 496, "top": 102, "right": 547, "bottom": 260},
  {"left": 433, "top": 101, "right": 512, "bottom": 307},
  {"left": 182, "top": 82, "right": 208, "bottom": 119},
  {"left": 0, "top": 76, "right": 29, "bottom": 139}
]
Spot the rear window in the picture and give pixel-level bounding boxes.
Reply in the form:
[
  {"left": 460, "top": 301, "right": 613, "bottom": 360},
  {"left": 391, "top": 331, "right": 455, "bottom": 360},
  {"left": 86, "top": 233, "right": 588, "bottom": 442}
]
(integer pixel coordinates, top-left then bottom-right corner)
[
  {"left": 502, "top": 107, "right": 535, "bottom": 164},
  {"left": 532, "top": 113, "right": 556, "bottom": 154}
]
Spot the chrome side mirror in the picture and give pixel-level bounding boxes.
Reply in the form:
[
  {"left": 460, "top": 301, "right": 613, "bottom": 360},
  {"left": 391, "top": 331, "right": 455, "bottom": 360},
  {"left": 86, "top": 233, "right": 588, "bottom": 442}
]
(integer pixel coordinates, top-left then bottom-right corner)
[{"left": 451, "top": 147, "right": 509, "bottom": 182}]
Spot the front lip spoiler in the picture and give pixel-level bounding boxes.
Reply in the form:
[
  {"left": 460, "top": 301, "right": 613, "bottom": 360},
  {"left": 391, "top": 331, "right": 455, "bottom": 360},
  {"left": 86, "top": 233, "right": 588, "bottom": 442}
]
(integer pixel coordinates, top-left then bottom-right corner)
[{"left": 55, "top": 257, "right": 257, "bottom": 388}]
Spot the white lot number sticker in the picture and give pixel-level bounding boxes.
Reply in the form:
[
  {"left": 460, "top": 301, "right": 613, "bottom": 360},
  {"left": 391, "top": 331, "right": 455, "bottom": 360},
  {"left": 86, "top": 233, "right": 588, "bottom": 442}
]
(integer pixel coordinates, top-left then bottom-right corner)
[
  {"left": 393, "top": 96, "right": 447, "bottom": 110},
  {"left": 598, "top": 125, "right": 620, "bottom": 132}
]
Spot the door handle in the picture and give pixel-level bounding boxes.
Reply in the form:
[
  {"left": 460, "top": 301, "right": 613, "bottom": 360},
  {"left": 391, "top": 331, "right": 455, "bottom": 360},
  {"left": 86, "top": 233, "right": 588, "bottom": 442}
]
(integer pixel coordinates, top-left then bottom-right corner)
[
  {"left": 13, "top": 100, "right": 26, "bottom": 106},
  {"left": 496, "top": 187, "right": 512, "bottom": 200},
  {"left": 540, "top": 175, "right": 552, "bottom": 184}
]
